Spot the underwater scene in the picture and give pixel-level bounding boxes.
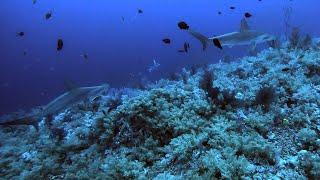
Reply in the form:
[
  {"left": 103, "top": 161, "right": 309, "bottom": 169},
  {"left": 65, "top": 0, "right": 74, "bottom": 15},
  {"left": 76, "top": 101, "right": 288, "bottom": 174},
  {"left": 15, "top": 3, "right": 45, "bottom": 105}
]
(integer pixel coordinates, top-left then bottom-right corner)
[{"left": 1, "top": 0, "right": 320, "bottom": 179}]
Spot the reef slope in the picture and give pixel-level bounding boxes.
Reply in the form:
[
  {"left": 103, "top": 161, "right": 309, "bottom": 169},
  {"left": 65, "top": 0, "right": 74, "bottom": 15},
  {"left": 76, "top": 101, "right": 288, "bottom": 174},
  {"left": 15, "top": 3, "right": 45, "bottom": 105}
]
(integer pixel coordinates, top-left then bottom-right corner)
[{"left": 1, "top": 46, "right": 320, "bottom": 179}]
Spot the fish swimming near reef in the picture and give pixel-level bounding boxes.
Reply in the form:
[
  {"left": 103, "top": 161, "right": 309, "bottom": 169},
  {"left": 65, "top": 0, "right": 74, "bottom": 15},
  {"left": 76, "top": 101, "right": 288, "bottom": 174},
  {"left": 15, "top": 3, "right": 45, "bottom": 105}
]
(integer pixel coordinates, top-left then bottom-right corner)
[
  {"left": 178, "top": 42, "right": 190, "bottom": 53},
  {"left": 57, "top": 39, "right": 64, "bottom": 51},
  {"left": 0, "top": 84, "right": 108, "bottom": 130},
  {"left": 16, "top": 32, "right": 25, "bottom": 37},
  {"left": 45, "top": 11, "right": 52, "bottom": 20},
  {"left": 81, "top": 53, "right": 89, "bottom": 60},
  {"left": 187, "top": 18, "right": 276, "bottom": 50}
]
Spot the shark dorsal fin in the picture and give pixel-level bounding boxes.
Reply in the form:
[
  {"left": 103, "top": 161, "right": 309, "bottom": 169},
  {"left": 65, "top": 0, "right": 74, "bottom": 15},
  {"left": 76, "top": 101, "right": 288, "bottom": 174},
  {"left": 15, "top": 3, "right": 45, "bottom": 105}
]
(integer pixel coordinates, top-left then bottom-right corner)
[{"left": 240, "top": 18, "right": 250, "bottom": 32}]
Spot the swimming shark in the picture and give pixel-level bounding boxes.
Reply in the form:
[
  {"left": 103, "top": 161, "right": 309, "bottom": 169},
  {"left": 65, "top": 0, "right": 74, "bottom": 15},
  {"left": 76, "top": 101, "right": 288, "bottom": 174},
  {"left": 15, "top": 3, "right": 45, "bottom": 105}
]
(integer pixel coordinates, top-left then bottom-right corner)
[
  {"left": 188, "top": 18, "right": 276, "bottom": 50},
  {"left": 0, "top": 84, "right": 108, "bottom": 130}
]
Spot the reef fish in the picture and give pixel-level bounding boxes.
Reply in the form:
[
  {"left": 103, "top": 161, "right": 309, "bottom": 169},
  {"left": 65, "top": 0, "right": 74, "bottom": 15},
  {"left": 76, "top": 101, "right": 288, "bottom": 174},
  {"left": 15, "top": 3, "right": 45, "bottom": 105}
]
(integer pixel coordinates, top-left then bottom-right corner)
[
  {"left": 162, "top": 38, "right": 171, "bottom": 44},
  {"left": 178, "top": 42, "right": 190, "bottom": 53},
  {"left": 81, "top": 53, "right": 89, "bottom": 60},
  {"left": 57, "top": 39, "right": 63, "bottom": 51},
  {"left": 178, "top": 21, "right": 189, "bottom": 30},
  {"left": 45, "top": 11, "right": 52, "bottom": 20},
  {"left": 244, "top": 12, "right": 252, "bottom": 18},
  {"left": 16, "top": 32, "right": 25, "bottom": 37}
]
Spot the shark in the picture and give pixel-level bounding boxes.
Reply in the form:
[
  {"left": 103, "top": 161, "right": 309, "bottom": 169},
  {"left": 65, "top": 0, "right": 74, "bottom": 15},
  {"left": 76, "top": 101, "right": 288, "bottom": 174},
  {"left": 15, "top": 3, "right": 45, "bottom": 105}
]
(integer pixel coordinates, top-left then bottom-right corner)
[
  {"left": 188, "top": 18, "right": 276, "bottom": 50},
  {"left": 0, "top": 84, "right": 109, "bottom": 130}
]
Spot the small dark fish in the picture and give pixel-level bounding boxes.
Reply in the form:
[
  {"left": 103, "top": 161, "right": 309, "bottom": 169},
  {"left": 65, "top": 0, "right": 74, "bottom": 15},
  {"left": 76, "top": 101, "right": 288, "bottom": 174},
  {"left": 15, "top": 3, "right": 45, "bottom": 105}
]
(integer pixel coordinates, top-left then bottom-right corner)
[
  {"left": 212, "top": 38, "right": 223, "bottom": 50},
  {"left": 178, "top": 21, "right": 189, "bottom": 30},
  {"left": 244, "top": 12, "right": 252, "bottom": 18},
  {"left": 178, "top": 42, "right": 190, "bottom": 53},
  {"left": 45, "top": 11, "right": 52, "bottom": 20},
  {"left": 121, "top": 16, "right": 125, "bottom": 22},
  {"left": 184, "top": 42, "right": 190, "bottom": 53},
  {"left": 138, "top": 9, "right": 143, "bottom": 14},
  {"left": 218, "top": 11, "right": 222, "bottom": 15},
  {"left": 17, "top": 32, "right": 25, "bottom": 37},
  {"left": 23, "top": 50, "right": 27, "bottom": 56},
  {"left": 230, "top": 6, "right": 236, "bottom": 10},
  {"left": 81, "top": 53, "right": 88, "bottom": 60},
  {"left": 32, "top": 0, "right": 37, "bottom": 4},
  {"left": 162, "top": 38, "right": 171, "bottom": 44},
  {"left": 57, "top": 39, "right": 63, "bottom": 51}
]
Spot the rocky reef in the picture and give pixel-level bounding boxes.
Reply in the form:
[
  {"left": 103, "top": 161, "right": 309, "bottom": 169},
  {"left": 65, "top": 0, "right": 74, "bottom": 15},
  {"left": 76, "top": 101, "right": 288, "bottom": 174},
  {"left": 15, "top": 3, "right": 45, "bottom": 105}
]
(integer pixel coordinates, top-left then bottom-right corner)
[{"left": 1, "top": 43, "right": 320, "bottom": 179}]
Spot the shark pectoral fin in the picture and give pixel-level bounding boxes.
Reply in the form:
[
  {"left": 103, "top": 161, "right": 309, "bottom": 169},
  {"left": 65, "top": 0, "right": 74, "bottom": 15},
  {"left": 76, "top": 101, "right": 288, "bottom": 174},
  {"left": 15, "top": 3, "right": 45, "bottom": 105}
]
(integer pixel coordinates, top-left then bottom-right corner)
[{"left": 188, "top": 30, "right": 208, "bottom": 50}]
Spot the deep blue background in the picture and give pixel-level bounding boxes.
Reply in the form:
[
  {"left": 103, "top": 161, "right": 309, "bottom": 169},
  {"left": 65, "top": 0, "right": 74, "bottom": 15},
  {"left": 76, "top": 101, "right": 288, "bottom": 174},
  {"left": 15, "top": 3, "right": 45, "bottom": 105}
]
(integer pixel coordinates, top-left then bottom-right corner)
[{"left": 0, "top": 0, "right": 319, "bottom": 115}]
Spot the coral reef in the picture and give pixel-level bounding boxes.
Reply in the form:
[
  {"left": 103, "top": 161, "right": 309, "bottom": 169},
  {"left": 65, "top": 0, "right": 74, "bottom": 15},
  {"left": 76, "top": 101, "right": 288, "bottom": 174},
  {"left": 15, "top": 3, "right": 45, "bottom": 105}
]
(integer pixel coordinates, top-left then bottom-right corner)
[{"left": 1, "top": 44, "right": 320, "bottom": 179}]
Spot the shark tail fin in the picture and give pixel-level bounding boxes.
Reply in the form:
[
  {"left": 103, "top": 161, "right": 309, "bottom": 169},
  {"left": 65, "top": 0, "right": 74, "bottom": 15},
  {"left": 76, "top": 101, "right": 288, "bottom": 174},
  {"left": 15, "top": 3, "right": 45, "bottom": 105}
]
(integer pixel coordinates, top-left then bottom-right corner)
[{"left": 188, "top": 30, "right": 209, "bottom": 51}]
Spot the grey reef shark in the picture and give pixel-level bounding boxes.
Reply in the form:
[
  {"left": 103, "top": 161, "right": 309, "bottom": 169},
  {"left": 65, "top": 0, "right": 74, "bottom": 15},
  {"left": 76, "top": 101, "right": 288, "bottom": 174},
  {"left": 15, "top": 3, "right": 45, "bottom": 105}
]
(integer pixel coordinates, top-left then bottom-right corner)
[
  {"left": 0, "top": 84, "right": 108, "bottom": 130},
  {"left": 188, "top": 18, "right": 276, "bottom": 50}
]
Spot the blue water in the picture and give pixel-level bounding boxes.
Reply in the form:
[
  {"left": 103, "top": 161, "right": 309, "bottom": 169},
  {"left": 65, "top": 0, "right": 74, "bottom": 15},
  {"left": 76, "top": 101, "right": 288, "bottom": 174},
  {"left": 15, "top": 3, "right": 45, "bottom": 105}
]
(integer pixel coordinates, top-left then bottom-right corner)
[{"left": 0, "top": 0, "right": 319, "bottom": 115}]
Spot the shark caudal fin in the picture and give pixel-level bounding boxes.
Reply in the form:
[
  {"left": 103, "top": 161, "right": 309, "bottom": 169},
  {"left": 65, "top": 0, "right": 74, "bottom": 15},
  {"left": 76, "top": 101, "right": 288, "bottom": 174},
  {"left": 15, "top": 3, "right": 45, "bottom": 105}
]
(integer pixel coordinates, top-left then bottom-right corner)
[{"left": 188, "top": 30, "right": 209, "bottom": 50}]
